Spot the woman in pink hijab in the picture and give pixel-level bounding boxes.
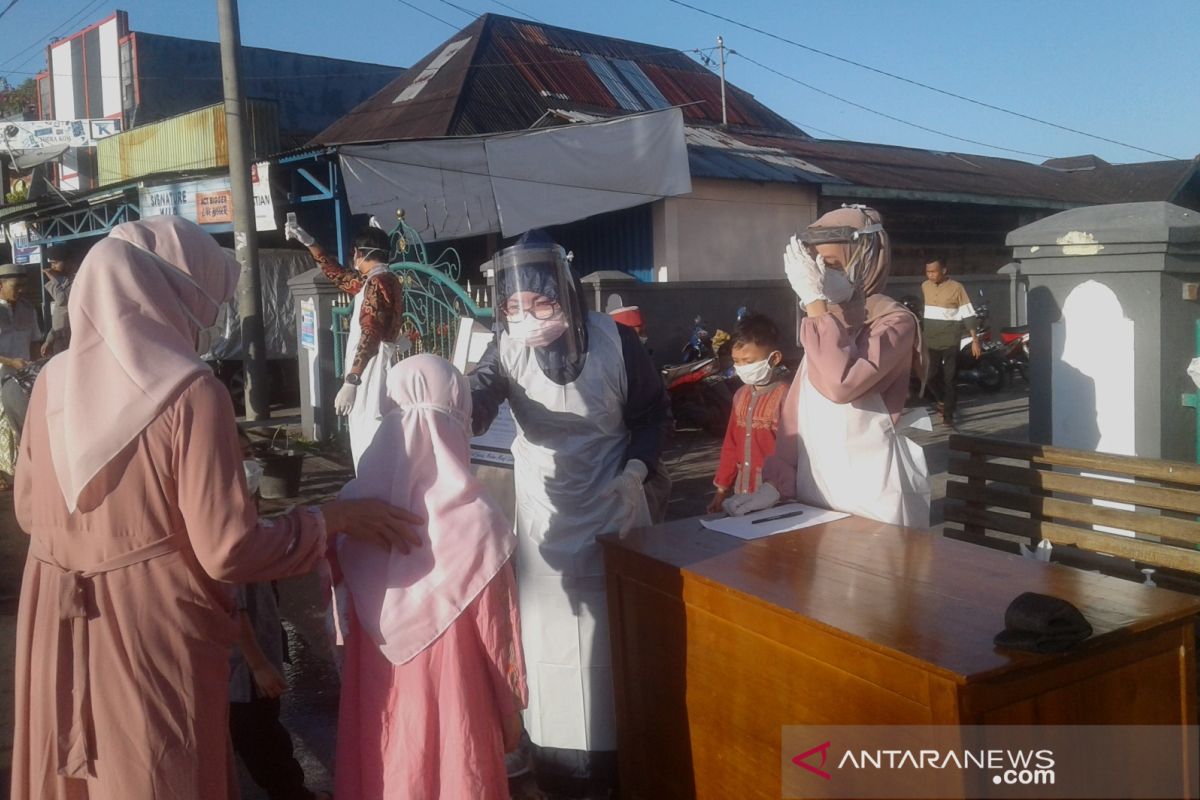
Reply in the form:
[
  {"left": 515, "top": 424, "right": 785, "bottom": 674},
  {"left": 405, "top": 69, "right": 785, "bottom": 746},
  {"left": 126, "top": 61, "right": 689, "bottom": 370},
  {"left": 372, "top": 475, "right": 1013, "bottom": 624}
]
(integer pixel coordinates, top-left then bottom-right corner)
[
  {"left": 10, "top": 217, "right": 421, "bottom": 800},
  {"left": 334, "top": 354, "right": 527, "bottom": 800}
]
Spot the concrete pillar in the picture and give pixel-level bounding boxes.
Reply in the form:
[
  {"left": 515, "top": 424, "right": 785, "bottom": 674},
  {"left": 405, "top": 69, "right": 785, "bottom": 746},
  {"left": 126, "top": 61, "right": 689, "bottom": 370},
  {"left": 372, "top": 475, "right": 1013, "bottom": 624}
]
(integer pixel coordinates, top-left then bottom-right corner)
[
  {"left": 287, "top": 268, "right": 342, "bottom": 442},
  {"left": 1007, "top": 202, "right": 1200, "bottom": 460},
  {"left": 996, "top": 262, "right": 1027, "bottom": 327}
]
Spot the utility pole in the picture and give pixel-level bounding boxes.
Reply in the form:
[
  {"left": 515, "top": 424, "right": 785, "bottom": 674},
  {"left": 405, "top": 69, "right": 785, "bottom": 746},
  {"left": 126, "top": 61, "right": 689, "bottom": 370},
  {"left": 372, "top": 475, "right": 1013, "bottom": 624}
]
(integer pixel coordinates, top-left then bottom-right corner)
[
  {"left": 717, "top": 35, "right": 728, "bottom": 127},
  {"left": 216, "top": 0, "right": 269, "bottom": 420}
]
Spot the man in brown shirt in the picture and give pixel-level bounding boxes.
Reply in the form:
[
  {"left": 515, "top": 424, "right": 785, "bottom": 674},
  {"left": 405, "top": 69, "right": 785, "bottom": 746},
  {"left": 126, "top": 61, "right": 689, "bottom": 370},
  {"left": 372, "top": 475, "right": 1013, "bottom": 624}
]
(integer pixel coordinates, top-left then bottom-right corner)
[{"left": 921, "top": 256, "right": 980, "bottom": 426}]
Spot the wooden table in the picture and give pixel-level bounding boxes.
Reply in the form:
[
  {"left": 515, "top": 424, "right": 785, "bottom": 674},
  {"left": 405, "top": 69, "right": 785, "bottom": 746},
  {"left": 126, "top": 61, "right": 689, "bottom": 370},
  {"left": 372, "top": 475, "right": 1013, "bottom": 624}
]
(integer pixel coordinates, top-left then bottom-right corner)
[{"left": 600, "top": 515, "right": 1200, "bottom": 800}]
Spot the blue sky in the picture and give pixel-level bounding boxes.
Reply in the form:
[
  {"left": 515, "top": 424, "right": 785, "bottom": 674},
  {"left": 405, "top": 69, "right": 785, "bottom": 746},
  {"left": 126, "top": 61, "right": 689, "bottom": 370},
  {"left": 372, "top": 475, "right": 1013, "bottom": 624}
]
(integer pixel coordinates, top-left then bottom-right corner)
[{"left": 2, "top": 0, "right": 1195, "bottom": 165}]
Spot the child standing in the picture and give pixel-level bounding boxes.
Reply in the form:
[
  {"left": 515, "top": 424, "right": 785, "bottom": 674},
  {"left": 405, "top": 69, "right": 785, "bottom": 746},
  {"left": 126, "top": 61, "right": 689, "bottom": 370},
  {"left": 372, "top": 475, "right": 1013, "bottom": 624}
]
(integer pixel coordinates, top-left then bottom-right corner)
[
  {"left": 334, "top": 354, "right": 527, "bottom": 800},
  {"left": 230, "top": 433, "right": 328, "bottom": 800},
  {"left": 708, "top": 313, "right": 790, "bottom": 514}
]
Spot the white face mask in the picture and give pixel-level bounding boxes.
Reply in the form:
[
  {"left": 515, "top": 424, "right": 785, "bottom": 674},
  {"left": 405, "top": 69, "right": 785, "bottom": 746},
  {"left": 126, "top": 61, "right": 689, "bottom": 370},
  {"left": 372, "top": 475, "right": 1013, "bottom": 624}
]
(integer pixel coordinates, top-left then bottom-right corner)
[
  {"left": 823, "top": 268, "right": 855, "bottom": 304},
  {"left": 734, "top": 355, "right": 778, "bottom": 386},
  {"left": 195, "top": 302, "right": 233, "bottom": 358},
  {"left": 507, "top": 315, "right": 568, "bottom": 348}
]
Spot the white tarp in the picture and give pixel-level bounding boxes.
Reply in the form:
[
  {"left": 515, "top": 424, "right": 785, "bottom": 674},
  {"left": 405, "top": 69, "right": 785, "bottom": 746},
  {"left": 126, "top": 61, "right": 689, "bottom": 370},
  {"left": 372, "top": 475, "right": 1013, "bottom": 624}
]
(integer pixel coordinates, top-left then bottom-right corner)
[{"left": 338, "top": 108, "right": 692, "bottom": 242}]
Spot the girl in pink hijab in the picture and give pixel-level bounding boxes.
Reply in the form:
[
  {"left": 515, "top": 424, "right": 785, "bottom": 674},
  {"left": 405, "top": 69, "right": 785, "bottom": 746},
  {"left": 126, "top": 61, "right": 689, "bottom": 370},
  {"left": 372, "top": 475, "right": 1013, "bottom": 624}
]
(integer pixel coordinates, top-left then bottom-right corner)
[
  {"left": 10, "top": 217, "right": 420, "bottom": 800},
  {"left": 334, "top": 354, "right": 527, "bottom": 800}
]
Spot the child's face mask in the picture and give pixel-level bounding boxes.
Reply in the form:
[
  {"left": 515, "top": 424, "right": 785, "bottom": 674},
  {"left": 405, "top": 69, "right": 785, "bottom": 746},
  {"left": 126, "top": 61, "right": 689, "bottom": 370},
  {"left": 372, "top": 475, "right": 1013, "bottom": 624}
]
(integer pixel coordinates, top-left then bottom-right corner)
[{"left": 734, "top": 352, "right": 779, "bottom": 386}]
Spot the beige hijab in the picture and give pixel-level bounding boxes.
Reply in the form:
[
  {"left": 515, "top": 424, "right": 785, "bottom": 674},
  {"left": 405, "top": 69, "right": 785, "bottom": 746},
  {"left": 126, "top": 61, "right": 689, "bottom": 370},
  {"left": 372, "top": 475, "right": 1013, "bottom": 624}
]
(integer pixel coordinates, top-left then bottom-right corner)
[
  {"left": 43, "top": 217, "right": 239, "bottom": 512},
  {"left": 804, "top": 206, "right": 925, "bottom": 375}
]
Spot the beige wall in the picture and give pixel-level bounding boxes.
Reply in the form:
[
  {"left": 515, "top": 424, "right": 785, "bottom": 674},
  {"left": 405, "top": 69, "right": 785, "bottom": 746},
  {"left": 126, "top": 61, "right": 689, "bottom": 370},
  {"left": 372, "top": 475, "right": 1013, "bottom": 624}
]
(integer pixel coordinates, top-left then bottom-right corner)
[{"left": 652, "top": 178, "right": 818, "bottom": 281}]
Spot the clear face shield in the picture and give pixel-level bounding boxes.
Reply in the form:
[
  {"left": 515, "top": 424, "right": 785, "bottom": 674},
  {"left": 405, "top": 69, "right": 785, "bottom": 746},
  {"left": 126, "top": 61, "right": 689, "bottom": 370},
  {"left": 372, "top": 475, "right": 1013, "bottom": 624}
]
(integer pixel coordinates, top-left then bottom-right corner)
[
  {"left": 493, "top": 240, "right": 587, "bottom": 371},
  {"left": 798, "top": 217, "right": 884, "bottom": 303}
]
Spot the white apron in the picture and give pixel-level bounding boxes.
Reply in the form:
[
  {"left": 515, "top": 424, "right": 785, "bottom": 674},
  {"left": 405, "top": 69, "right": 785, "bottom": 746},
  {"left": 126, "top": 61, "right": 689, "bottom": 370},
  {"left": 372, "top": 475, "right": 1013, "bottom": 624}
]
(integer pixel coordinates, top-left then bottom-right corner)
[
  {"left": 344, "top": 268, "right": 403, "bottom": 471},
  {"left": 500, "top": 312, "right": 629, "bottom": 752},
  {"left": 793, "top": 361, "right": 931, "bottom": 528}
]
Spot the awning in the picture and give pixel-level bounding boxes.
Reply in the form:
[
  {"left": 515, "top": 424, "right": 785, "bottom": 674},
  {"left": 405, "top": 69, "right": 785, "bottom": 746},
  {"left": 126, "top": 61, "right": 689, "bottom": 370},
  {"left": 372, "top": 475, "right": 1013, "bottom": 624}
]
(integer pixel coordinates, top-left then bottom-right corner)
[{"left": 338, "top": 108, "right": 692, "bottom": 242}]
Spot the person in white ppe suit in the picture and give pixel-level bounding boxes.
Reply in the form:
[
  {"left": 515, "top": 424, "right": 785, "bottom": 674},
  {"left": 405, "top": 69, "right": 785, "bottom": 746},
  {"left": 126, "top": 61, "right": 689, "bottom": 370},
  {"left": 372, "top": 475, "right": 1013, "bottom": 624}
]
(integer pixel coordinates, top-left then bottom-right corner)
[
  {"left": 469, "top": 230, "right": 671, "bottom": 798},
  {"left": 726, "top": 206, "right": 931, "bottom": 528},
  {"left": 285, "top": 219, "right": 405, "bottom": 472}
]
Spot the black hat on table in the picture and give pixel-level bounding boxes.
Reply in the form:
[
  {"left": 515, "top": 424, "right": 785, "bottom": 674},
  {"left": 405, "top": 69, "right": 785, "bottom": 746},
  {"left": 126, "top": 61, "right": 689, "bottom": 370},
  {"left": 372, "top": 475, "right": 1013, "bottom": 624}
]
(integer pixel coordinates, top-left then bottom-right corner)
[{"left": 994, "top": 592, "right": 1094, "bottom": 654}]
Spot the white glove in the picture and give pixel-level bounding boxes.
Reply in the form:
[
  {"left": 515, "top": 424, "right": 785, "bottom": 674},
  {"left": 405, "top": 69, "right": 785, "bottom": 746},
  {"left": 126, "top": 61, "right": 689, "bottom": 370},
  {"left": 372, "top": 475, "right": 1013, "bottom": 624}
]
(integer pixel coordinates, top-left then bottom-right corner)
[
  {"left": 721, "top": 482, "right": 781, "bottom": 517},
  {"left": 334, "top": 382, "right": 358, "bottom": 415},
  {"left": 784, "top": 235, "right": 827, "bottom": 308},
  {"left": 605, "top": 459, "right": 651, "bottom": 536},
  {"left": 284, "top": 218, "right": 316, "bottom": 247}
]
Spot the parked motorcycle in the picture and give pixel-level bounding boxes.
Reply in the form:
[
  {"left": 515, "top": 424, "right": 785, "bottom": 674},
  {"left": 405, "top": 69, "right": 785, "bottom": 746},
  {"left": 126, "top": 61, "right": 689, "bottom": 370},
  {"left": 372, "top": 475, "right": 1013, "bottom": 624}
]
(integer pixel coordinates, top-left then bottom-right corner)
[
  {"left": 997, "top": 324, "right": 1030, "bottom": 383},
  {"left": 680, "top": 314, "right": 715, "bottom": 363},
  {"left": 900, "top": 292, "right": 1009, "bottom": 395},
  {"left": 662, "top": 357, "right": 733, "bottom": 437},
  {"left": 662, "top": 312, "right": 745, "bottom": 436},
  {"left": 956, "top": 292, "right": 1011, "bottom": 393}
]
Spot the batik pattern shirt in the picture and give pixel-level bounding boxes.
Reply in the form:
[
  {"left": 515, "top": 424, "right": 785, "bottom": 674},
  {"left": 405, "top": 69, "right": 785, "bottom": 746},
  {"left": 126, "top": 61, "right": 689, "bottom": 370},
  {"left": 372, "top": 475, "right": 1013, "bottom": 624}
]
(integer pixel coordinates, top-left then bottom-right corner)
[
  {"left": 714, "top": 379, "right": 788, "bottom": 494},
  {"left": 315, "top": 252, "right": 404, "bottom": 375}
]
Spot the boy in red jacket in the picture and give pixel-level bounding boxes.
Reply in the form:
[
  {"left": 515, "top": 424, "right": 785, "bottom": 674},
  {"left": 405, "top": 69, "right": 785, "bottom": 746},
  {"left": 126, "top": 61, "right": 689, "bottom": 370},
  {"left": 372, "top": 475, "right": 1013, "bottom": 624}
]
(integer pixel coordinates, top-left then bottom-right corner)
[{"left": 708, "top": 313, "right": 789, "bottom": 513}]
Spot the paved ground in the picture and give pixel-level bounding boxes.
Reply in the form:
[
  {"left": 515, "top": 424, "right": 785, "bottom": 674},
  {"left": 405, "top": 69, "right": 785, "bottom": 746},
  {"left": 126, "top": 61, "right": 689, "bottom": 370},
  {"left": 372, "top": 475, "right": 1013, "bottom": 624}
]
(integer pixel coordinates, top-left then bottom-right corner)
[{"left": 0, "top": 385, "right": 1029, "bottom": 799}]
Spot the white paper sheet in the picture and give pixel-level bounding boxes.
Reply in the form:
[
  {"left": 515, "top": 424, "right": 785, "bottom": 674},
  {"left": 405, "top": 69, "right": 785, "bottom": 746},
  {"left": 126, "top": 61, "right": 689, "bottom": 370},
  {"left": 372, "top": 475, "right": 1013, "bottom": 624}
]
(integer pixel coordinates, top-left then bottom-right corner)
[{"left": 699, "top": 503, "right": 850, "bottom": 540}]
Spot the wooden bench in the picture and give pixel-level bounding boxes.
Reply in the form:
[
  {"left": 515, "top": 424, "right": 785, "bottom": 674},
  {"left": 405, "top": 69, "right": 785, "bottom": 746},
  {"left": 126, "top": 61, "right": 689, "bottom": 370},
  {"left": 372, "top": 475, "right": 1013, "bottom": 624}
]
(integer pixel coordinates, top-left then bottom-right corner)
[{"left": 944, "top": 435, "right": 1200, "bottom": 584}]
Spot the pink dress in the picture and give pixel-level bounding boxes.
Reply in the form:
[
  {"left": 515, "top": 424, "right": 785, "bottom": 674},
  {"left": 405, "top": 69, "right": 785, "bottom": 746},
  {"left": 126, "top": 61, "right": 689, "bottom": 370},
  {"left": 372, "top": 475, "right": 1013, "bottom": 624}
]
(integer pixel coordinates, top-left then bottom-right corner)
[
  {"left": 10, "top": 373, "right": 327, "bottom": 800},
  {"left": 335, "top": 560, "right": 527, "bottom": 800}
]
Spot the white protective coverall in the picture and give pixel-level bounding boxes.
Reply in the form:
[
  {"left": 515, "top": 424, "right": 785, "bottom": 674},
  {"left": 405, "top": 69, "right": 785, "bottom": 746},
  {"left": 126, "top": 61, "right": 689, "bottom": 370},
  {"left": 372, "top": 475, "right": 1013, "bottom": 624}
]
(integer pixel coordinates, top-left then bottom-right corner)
[{"left": 499, "top": 311, "right": 627, "bottom": 752}]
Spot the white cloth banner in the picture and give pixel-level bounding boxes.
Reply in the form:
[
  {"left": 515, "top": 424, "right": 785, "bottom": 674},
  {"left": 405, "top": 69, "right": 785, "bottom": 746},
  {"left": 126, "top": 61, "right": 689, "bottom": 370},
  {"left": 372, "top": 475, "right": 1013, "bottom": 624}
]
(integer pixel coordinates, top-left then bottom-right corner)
[{"left": 338, "top": 108, "right": 692, "bottom": 242}]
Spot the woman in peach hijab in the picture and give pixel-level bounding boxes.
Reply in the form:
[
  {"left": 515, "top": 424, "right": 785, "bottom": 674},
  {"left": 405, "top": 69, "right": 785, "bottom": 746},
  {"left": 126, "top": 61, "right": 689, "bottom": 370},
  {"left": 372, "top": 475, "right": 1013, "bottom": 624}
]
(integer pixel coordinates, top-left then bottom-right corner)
[{"left": 10, "top": 217, "right": 420, "bottom": 800}]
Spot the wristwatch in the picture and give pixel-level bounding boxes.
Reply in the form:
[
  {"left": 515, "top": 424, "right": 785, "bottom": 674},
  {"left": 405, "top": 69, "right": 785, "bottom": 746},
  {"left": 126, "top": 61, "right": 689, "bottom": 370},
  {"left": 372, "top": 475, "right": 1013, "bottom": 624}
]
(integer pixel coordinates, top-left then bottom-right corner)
[{"left": 344, "top": 373, "right": 362, "bottom": 386}]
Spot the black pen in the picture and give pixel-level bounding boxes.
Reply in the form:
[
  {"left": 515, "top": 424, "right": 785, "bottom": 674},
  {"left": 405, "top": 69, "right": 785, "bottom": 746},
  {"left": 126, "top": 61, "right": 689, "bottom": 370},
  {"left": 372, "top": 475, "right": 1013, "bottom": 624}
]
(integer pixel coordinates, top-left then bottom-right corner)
[{"left": 750, "top": 509, "right": 805, "bottom": 525}]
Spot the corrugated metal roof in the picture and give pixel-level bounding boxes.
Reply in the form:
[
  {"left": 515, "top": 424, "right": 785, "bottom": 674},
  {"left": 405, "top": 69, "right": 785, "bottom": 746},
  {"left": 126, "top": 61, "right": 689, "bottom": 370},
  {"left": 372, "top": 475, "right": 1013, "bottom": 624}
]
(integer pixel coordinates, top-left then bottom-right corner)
[
  {"left": 315, "top": 18, "right": 487, "bottom": 144},
  {"left": 97, "top": 100, "right": 279, "bottom": 186},
  {"left": 683, "top": 125, "right": 842, "bottom": 184},
  {"left": 724, "top": 133, "right": 1197, "bottom": 206},
  {"left": 310, "top": 14, "right": 1196, "bottom": 210},
  {"left": 313, "top": 13, "right": 805, "bottom": 144}
]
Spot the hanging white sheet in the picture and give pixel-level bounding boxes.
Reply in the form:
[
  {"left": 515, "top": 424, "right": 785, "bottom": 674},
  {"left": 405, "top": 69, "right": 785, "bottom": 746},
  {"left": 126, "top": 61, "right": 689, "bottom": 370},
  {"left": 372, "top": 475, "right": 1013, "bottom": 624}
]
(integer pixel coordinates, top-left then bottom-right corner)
[{"left": 338, "top": 108, "right": 692, "bottom": 242}]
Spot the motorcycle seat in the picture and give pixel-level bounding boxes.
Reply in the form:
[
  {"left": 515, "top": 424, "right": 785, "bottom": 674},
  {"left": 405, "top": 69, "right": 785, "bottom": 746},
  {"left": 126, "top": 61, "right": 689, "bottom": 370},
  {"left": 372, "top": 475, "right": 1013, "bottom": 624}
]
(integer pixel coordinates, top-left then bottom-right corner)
[{"left": 1001, "top": 325, "right": 1029, "bottom": 335}]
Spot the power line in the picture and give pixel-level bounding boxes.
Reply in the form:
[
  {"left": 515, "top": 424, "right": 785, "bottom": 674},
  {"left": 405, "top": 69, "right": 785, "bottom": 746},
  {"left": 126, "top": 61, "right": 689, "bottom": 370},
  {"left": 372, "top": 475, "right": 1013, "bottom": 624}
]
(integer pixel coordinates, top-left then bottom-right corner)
[
  {"left": 489, "top": 0, "right": 545, "bottom": 23},
  {"left": 665, "top": 0, "right": 1181, "bottom": 161},
  {"left": 394, "top": 0, "right": 461, "bottom": 29},
  {"left": 731, "top": 50, "right": 1053, "bottom": 160},
  {"left": 0, "top": 0, "right": 106, "bottom": 71},
  {"left": 2, "top": 43, "right": 717, "bottom": 83},
  {"left": 433, "top": 0, "right": 479, "bottom": 19},
  {"left": 684, "top": 47, "right": 843, "bottom": 139},
  {"left": 0, "top": 0, "right": 23, "bottom": 23}
]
